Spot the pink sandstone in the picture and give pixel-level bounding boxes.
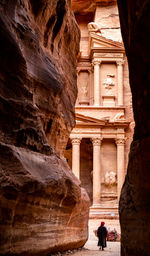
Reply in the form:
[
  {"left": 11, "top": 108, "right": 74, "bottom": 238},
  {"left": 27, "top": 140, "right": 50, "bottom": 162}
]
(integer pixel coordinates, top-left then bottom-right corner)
[{"left": 0, "top": 0, "right": 90, "bottom": 255}]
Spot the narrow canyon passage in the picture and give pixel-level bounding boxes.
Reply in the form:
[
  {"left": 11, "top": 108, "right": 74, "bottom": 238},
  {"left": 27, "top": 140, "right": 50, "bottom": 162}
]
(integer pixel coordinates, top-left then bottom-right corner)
[
  {"left": 51, "top": 219, "right": 120, "bottom": 256},
  {"left": 71, "top": 219, "right": 120, "bottom": 256}
]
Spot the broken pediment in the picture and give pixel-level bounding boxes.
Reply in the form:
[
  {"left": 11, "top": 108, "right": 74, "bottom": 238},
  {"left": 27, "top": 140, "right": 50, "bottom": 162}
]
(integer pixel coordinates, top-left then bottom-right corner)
[{"left": 75, "top": 113, "right": 129, "bottom": 128}]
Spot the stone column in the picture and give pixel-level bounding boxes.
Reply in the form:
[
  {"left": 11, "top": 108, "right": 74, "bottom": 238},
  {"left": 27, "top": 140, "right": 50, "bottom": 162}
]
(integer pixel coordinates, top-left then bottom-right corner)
[
  {"left": 117, "top": 60, "right": 124, "bottom": 106},
  {"left": 71, "top": 138, "right": 81, "bottom": 179},
  {"left": 88, "top": 69, "right": 93, "bottom": 106},
  {"left": 92, "top": 138, "right": 102, "bottom": 205},
  {"left": 93, "top": 60, "right": 100, "bottom": 106},
  {"left": 116, "top": 138, "right": 125, "bottom": 199}
]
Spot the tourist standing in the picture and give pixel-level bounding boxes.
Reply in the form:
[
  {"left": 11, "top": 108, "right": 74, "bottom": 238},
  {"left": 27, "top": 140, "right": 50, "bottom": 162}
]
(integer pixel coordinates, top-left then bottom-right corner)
[{"left": 97, "top": 221, "right": 108, "bottom": 250}]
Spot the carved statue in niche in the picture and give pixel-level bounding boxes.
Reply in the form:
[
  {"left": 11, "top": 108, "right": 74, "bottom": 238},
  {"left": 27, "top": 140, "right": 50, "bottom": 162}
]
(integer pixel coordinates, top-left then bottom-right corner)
[
  {"left": 79, "top": 81, "right": 88, "bottom": 99},
  {"left": 88, "top": 22, "right": 101, "bottom": 33},
  {"left": 103, "top": 74, "right": 115, "bottom": 89},
  {"left": 81, "top": 83, "right": 88, "bottom": 97},
  {"left": 104, "top": 171, "right": 117, "bottom": 187}
]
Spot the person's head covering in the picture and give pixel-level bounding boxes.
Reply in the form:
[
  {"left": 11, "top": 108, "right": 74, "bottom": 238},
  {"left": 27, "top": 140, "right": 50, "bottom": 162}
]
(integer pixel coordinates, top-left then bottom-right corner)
[{"left": 101, "top": 221, "right": 105, "bottom": 226}]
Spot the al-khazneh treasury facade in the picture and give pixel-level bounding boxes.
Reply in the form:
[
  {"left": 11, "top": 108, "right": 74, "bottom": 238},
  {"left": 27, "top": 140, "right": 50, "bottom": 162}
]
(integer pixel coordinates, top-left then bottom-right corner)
[{"left": 65, "top": 2, "right": 134, "bottom": 217}]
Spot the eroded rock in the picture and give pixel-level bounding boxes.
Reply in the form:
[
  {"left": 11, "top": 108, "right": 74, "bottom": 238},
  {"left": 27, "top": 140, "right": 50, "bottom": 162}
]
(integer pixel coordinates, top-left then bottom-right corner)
[{"left": 0, "top": 0, "right": 90, "bottom": 255}]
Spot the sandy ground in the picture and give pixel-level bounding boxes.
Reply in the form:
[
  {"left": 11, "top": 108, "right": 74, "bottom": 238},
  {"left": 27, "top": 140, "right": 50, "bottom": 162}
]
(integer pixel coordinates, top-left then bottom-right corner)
[{"left": 71, "top": 219, "right": 121, "bottom": 256}]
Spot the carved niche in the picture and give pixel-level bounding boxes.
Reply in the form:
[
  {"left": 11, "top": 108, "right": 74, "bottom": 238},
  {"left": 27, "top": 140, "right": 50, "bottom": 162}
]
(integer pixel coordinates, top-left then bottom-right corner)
[
  {"left": 78, "top": 70, "right": 90, "bottom": 105},
  {"left": 103, "top": 74, "right": 115, "bottom": 89},
  {"left": 101, "top": 63, "right": 117, "bottom": 106},
  {"left": 104, "top": 171, "right": 117, "bottom": 187}
]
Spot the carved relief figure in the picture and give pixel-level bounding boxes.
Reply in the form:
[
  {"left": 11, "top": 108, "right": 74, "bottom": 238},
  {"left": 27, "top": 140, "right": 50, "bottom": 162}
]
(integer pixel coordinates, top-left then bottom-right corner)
[
  {"left": 81, "top": 83, "right": 88, "bottom": 97},
  {"left": 104, "top": 171, "right": 117, "bottom": 187},
  {"left": 103, "top": 74, "right": 115, "bottom": 89},
  {"left": 79, "top": 81, "right": 89, "bottom": 99}
]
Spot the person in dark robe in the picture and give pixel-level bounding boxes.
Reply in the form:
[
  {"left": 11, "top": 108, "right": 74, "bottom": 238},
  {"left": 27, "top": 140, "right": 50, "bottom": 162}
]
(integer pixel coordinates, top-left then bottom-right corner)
[{"left": 97, "top": 221, "right": 108, "bottom": 250}]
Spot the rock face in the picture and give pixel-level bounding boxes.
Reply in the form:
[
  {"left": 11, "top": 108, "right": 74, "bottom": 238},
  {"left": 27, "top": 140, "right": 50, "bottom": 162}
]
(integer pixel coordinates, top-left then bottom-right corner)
[
  {"left": 0, "top": 0, "right": 90, "bottom": 255},
  {"left": 72, "top": 0, "right": 117, "bottom": 14},
  {"left": 117, "top": 1, "right": 150, "bottom": 255}
]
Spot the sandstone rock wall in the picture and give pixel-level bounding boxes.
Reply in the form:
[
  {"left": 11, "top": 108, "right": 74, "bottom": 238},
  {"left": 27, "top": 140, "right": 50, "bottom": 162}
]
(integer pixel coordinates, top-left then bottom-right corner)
[
  {"left": 0, "top": 0, "right": 90, "bottom": 255},
  {"left": 94, "top": 3, "right": 122, "bottom": 42},
  {"left": 72, "top": 0, "right": 117, "bottom": 14},
  {"left": 0, "top": 0, "right": 80, "bottom": 156},
  {"left": 117, "top": 1, "right": 150, "bottom": 255}
]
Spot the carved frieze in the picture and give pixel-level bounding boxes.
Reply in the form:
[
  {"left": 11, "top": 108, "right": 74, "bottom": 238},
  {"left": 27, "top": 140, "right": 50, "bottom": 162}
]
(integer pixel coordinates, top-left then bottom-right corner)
[{"left": 94, "top": 53, "right": 123, "bottom": 58}]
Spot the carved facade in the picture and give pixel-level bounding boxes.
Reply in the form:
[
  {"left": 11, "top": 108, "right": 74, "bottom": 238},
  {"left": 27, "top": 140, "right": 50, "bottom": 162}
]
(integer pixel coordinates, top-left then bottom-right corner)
[{"left": 65, "top": 3, "right": 134, "bottom": 218}]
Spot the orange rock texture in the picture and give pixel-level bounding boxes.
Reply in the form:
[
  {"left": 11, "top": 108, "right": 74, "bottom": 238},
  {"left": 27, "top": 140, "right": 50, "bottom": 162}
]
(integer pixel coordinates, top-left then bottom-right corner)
[
  {"left": 72, "top": 0, "right": 117, "bottom": 13},
  {"left": 0, "top": 0, "right": 90, "bottom": 255},
  {"left": 117, "top": 1, "right": 150, "bottom": 255}
]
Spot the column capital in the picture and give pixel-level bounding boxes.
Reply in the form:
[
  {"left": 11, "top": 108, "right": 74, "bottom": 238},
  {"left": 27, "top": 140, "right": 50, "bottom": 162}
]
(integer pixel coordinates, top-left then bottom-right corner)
[
  {"left": 92, "top": 59, "right": 101, "bottom": 66},
  {"left": 115, "top": 138, "right": 126, "bottom": 145},
  {"left": 91, "top": 137, "right": 102, "bottom": 146},
  {"left": 116, "top": 60, "right": 124, "bottom": 66},
  {"left": 71, "top": 138, "right": 82, "bottom": 145},
  {"left": 76, "top": 67, "right": 92, "bottom": 75}
]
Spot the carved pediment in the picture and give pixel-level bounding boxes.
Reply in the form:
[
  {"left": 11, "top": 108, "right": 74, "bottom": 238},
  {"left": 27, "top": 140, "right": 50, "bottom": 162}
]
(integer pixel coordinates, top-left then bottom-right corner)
[
  {"left": 76, "top": 113, "right": 106, "bottom": 126},
  {"left": 89, "top": 32, "right": 124, "bottom": 52}
]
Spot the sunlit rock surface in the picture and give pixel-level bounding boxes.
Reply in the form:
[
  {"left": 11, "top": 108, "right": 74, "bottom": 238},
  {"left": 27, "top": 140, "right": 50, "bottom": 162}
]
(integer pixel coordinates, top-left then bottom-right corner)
[
  {"left": 72, "top": 0, "right": 117, "bottom": 14},
  {"left": 117, "top": 1, "right": 150, "bottom": 255},
  {"left": 0, "top": 0, "right": 90, "bottom": 255}
]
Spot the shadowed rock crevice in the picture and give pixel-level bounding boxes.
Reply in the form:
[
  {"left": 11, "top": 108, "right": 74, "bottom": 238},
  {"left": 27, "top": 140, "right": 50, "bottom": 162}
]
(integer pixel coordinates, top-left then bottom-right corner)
[
  {"left": 51, "top": 0, "right": 66, "bottom": 52},
  {"left": 43, "top": 0, "right": 67, "bottom": 52},
  {"left": 44, "top": 15, "right": 56, "bottom": 47},
  {"left": 30, "top": 0, "right": 47, "bottom": 17}
]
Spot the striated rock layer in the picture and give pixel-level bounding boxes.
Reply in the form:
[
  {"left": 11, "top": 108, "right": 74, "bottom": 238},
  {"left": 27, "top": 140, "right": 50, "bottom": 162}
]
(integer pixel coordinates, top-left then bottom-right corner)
[
  {"left": 0, "top": 0, "right": 90, "bottom": 255},
  {"left": 117, "top": 1, "right": 150, "bottom": 255}
]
